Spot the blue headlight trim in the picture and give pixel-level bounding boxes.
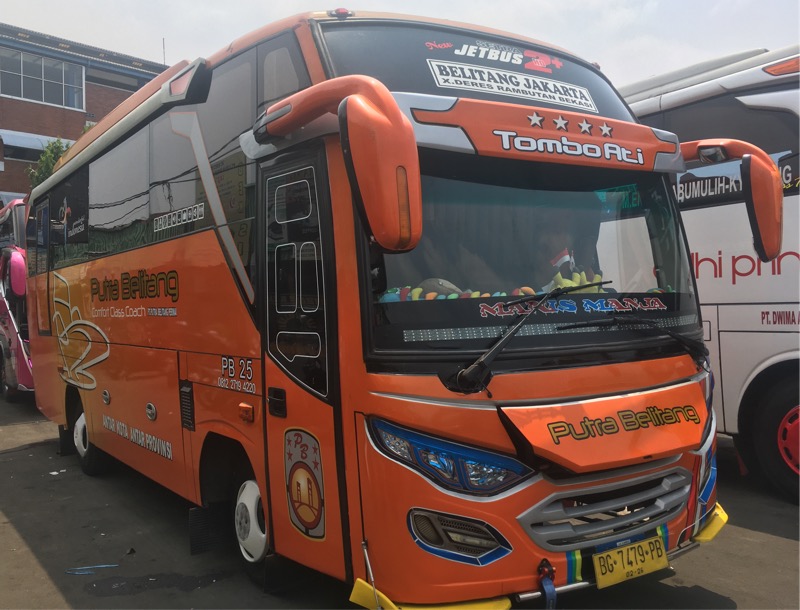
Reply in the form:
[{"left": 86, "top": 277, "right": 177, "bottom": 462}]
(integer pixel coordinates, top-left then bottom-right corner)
[{"left": 370, "top": 418, "right": 532, "bottom": 496}]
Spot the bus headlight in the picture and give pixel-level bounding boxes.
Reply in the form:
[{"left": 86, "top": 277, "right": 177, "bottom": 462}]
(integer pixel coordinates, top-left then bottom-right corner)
[{"left": 369, "top": 418, "right": 533, "bottom": 495}]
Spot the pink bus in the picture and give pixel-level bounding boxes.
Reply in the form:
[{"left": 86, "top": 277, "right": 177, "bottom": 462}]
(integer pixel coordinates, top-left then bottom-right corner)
[{"left": 0, "top": 198, "right": 33, "bottom": 400}]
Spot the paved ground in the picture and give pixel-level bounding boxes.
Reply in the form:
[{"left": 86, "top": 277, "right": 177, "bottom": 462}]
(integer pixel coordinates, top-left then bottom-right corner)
[{"left": 1, "top": 395, "right": 798, "bottom": 609}]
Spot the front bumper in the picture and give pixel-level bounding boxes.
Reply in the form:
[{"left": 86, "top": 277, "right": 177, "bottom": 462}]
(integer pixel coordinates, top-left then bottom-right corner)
[{"left": 349, "top": 503, "right": 728, "bottom": 609}]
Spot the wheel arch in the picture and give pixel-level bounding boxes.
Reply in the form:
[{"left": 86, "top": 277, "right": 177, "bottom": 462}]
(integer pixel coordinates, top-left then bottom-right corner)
[
  {"left": 198, "top": 432, "right": 257, "bottom": 506},
  {"left": 64, "top": 384, "right": 83, "bottom": 429},
  {"left": 738, "top": 357, "right": 800, "bottom": 436}
]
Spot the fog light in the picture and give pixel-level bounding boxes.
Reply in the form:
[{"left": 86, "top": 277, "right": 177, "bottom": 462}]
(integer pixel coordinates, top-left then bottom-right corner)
[
  {"left": 446, "top": 531, "right": 497, "bottom": 548},
  {"left": 408, "top": 508, "right": 511, "bottom": 566}
]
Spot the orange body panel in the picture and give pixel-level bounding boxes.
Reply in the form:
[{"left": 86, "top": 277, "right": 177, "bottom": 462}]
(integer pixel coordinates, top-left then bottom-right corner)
[
  {"left": 501, "top": 382, "right": 706, "bottom": 472},
  {"left": 413, "top": 99, "right": 678, "bottom": 171},
  {"left": 27, "top": 230, "right": 261, "bottom": 503}
]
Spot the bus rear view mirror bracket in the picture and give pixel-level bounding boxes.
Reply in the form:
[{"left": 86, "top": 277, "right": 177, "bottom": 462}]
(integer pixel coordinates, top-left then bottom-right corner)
[
  {"left": 253, "top": 75, "right": 422, "bottom": 251},
  {"left": 681, "top": 138, "right": 783, "bottom": 262}
]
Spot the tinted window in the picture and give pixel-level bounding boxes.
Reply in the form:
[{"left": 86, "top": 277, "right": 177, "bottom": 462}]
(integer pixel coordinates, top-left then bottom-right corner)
[
  {"left": 266, "top": 162, "right": 329, "bottom": 398},
  {"left": 196, "top": 49, "right": 258, "bottom": 284},
  {"left": 88, "top": 127, "right": 150, "bottom": 257},
  {"left": 321, "top": 21, "right": 632, "bottom": 119},
  {"left": 258, "top": 32, "right": 311, "bottom": 110},
  {"left": 149, "top": 112, "right": 211, "bottom": 242},
  {"left": 33, "top": 203, "right": 49, "bottom": 275},
  {"left": 50, "top": 165, "right": 89, "bottom": 268}
]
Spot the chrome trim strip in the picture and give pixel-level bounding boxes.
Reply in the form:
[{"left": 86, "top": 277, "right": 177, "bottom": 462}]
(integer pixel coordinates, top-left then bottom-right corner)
[
  {"left": 500, "top": 370, "right": 709, "bottom": 410},
  {"left": 369, "top": 391, "right": 498, "bottom": 410}
]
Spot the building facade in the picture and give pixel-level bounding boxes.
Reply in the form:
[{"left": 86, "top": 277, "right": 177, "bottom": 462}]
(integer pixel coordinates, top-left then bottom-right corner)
[{"left": 0, "top": 22, "right": 166, "bottom": 204}]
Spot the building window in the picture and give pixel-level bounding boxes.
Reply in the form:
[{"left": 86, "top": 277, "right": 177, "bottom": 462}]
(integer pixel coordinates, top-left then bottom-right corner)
[{"left": 0, "top": 46, "right": 84, "bottom": 110}]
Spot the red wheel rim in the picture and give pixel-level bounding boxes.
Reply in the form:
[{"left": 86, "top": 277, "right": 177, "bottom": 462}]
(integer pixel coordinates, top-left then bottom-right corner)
[{"left": 777, "top": 405, "right": 800, "bottom": 475}]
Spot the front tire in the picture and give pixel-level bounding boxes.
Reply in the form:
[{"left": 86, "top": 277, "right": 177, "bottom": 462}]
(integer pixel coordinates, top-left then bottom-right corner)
[
  {"left": 754, "top": 378, "right": 799, "bottom": 502},
  {"left": 234, "top": 479, "right": 268, "bottom": 563}
]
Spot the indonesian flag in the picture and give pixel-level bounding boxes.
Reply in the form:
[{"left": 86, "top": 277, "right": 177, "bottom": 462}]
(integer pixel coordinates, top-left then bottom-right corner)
[{"left": 550, "top": 248, "right": 573, "bottom": 270}]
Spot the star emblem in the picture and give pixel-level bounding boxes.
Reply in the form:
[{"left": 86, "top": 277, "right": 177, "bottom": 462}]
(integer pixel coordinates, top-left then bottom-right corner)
[
  {"left": 600, "top": 122, "right": 613, "bottom": 137},
  {"left": 553, "top": 115, "right": 569, "bottom": 131},
  {"left": 528, "top": 112, "right": 544, "bottom": 127},
  {"left": 578, "top": 119, "right": 593, "bottom": 134}
]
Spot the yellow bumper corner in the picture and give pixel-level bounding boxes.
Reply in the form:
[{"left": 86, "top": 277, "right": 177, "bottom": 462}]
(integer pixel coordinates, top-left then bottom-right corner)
[
  {"left": 694, "top": 503, "right": 728, "bottom": 543},
  {"left": 349, "top": 578, "right": 512, "bottom": 610}
]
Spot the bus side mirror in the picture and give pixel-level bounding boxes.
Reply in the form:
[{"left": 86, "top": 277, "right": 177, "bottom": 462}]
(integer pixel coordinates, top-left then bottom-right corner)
[
  {"left": 253, "top": 75, "right": 421, "bottom": 252},
  {"left": 339, "top": 92, "right": 421, "bottom": 251},
  {"left": 681, "top": 139, "right": 783, "bottom": 262}
]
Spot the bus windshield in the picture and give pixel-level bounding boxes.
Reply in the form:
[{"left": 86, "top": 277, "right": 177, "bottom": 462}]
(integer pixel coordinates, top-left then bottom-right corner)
[
  {"left": 367, "top": 150, "right": 700, "bottom": 360},
  {"left": 319, "top": 20, "right": 633, "bottom": 120}
]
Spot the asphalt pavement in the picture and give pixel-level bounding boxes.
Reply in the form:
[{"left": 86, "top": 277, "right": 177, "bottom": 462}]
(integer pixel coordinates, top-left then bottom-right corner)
[{"left": 1, "top": 395, "right": 798, "bottom": 609}]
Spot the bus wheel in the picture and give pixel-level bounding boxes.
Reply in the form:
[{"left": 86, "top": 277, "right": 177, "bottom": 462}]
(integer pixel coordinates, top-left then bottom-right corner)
[
  {"left": 73, "top": 406, "right": 110, "bottom": 476},
  {"left": 754, "top": 378, "right": 799, "bottom": 502},
  {"left": 235, "top": 479, "right": 268, "bottom": 563}
]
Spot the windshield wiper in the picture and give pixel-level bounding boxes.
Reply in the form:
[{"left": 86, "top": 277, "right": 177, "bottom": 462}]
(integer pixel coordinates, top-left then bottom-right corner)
[
  {"left": 444, "top": 280, "right": 612, "bottom": 395},
  {"left": 557, "top": 314, "right": 709, "bottom": 364}
]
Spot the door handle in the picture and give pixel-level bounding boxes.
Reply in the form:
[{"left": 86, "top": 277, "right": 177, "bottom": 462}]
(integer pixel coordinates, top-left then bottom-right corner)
[{"left": 268, "top": 387, "right": 287, "bottom": 418}]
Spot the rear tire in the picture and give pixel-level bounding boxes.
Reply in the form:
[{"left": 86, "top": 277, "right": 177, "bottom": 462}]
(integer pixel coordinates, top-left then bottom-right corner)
[
  {"left": 72, "top": 405, "right": 111, "bottom": 476},
  {"left": 754, "top": 377, "right": 799, "bottom": 502}
]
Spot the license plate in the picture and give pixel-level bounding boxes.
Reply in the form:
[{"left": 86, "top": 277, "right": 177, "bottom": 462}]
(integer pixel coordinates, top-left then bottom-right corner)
[{"left": 592, "top": 535, "right": 669, "bottom": 589}]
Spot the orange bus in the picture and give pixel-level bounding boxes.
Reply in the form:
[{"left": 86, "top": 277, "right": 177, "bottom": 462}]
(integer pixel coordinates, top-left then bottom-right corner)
[{"left": 25, "top": 10, "right": 783, "bottom": 608}]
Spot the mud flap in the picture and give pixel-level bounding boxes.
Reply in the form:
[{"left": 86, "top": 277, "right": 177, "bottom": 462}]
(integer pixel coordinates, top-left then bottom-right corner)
[
  {"left": 188, "top": 504, "right": 230, "bottom": 554},
  {"left": 57, "top": 424, "right": 76, "bottom": 456}
]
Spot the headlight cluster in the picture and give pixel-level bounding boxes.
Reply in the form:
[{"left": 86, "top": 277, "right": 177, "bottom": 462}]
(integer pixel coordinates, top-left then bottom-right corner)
[{"left": 370, "top": 418, "right": 533, "bottom": 496}]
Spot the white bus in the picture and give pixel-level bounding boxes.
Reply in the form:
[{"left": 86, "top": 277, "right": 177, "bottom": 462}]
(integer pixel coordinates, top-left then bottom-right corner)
[{"left": 621, "top": 47, "right": 799, "bottom": 500}]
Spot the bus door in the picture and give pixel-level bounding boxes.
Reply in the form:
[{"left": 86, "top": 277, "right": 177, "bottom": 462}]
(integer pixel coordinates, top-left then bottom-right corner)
[
  {"left": 31, "top": 200, "right": 50, "bottom": 335},
  {"left": 260, "top": 144, "right": 348, "bottom": 581}
]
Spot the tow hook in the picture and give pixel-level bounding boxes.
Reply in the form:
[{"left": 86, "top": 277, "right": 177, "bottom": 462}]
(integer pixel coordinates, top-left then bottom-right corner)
[{"left": 538, "top": 558, "right": 557, "bottom": 608}]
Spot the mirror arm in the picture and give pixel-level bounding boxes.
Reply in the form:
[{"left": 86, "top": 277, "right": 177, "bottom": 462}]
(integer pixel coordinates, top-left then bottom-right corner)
[{"left": 253, "top": 75, "right": 405, "bottom": 143}]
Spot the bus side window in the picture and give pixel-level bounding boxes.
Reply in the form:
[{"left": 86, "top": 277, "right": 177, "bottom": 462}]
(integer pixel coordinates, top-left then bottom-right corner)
[
  {"left": 50, "top": 165, "right": 89, "bottom": 268},
  {"left": 195, "top": 49, "right": 258, "bottom": 293},
  {"left": 88, "top": 127, "right": 149, "bottom": 257},
  {"left": 149, "top": 113, "right": 204, "bottom": 242},
  {"left": 257, "top": 32, "right": 311, "bottom": 111},
  {"left": 34, "top": 201, "right": 49, "bottom": 275}
]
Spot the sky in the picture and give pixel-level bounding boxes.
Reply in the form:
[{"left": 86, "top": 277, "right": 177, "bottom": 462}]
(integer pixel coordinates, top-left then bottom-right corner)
[{"left": 0, "top": 0, "right": 798, "bottom": 87}]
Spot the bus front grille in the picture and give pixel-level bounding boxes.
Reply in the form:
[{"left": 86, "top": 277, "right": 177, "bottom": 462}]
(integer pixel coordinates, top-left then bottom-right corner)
[{"left": 517, "top": 468, "right": 691, "bottom": 552}]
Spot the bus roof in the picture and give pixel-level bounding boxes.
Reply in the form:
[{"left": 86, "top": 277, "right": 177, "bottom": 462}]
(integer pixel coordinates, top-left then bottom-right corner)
[
  {"left": 619, "top": 45, "right": 800, "bottom": 113},
  {"left": 206, "top": 10, "right": 577, "bottom": 66}
]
